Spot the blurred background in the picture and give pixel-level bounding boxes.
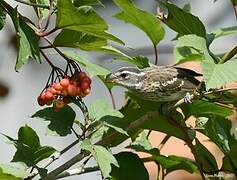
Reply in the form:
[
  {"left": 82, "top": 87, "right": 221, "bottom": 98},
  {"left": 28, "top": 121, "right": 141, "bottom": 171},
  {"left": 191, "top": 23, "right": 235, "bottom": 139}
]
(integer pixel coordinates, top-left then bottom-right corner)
[{"left": 0, "top": 0, "right": 236, "bottom": 179}]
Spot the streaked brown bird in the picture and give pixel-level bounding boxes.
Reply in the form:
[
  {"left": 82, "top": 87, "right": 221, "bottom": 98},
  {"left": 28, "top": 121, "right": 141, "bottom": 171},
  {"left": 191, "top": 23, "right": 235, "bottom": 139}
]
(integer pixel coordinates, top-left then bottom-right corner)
[{"left": 106, "top": 66, "right": 201, "bottom": 102}]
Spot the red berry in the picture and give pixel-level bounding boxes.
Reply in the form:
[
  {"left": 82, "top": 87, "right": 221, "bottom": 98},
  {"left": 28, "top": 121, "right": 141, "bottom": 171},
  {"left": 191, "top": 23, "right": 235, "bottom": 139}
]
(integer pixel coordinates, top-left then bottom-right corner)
[
  {"left": 76, "top": 86, "right": 82, "bottom": 96},
  {"left": 83, "top": 87, "right": 91, "bottom": 95},
  {"left": 46, "top": 100, "right": 53, "bottom": 105},
  {"left": 80, "top": 81, "right": 90, "bottom": 90},
  {"left": 61, "top": 89, "right": 68, "bottom": 96},
  {"left": 67, "top": 84, "right": 77, "bottom": 97},
  {"left": 37, "top": 96, "right": 45, "bottom": 106},
  {"left": 45, "top": 91, "right": 54, "bottom": 101},
  {"left": 49, "top": 87, "right": 57, "bottom": 95},
  {"left": 54, "top": 82, "right": 64, "bottom": 91},
  {"left": 78, "top": 72, "right": 87, "bottom": 81},
  {"left": 81, "top": 76, "right": 91, "bottom": 84},
  {"left": 60, "top": 78, "right": 70, "bottom": 88}
]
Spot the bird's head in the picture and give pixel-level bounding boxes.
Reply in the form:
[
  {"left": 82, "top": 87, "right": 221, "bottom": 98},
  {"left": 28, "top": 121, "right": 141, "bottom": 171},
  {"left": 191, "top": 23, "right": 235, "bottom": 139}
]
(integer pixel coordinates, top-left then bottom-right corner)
[{"left": 106, "top": 67, "right": 145, "bottom": 89}]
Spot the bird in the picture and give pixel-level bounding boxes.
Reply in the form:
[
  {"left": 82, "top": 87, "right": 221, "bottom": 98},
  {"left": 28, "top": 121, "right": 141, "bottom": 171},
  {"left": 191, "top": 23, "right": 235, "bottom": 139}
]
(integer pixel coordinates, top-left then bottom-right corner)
[{"left": 106, "top": 66, "right": 202, "bottom": 102}]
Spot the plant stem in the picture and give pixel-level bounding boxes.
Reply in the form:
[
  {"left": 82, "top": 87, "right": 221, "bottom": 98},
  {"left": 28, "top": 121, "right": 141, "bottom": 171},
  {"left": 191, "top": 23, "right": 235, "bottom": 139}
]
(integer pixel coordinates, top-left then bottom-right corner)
[
  {"left": 40, "top": 49, "right": 56, "bottom": 68},
  {"left": 44, "top": 151, "right": 90, "bottom": 180},
  {"left": 37, "top": 28, "right": 59, "bottom": 37},
  {"left": 45, "top": 111, "right": 160, "bottom": 178},
  {"left": 12, "top": 0, "right": 50, "bottom": 9},
  {"left": 153, "top": 44, "right": 158, "bottom": 65},
  {"left": 56, "top": 166, "right": 99, "bottom": 179},
  {"left": 158, "top": 135, "right": 170, "bottom": 150},
  {"left": 220, "top": 45, "right": 237, "bottom": 63},
  {"left": 108, "top": 89, "right": 116, "bottom": 109}
]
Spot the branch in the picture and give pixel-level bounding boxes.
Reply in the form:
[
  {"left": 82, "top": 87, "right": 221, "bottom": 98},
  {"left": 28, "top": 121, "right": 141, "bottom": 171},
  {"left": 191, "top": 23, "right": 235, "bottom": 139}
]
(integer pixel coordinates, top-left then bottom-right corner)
[
  {"left": 174, "top": 86, "right": 237, "bottom": 107},
  {"left": 44, "top": 151, "right": 90, "bottom": 180},
  {"left": 12, "top": 0, "right": 50, "bottom": 9},
  {"left": 56, "top": 166, "right": 99, "bottom": 179},
  {"left": 44, "top": 111, "right": 159, "bottom": 179},
  {"left": 220, "top": 45, "right": 237, "bottom": 63},
  {"left": 153, "top": 44, "right": 158, "bottom": 65}
]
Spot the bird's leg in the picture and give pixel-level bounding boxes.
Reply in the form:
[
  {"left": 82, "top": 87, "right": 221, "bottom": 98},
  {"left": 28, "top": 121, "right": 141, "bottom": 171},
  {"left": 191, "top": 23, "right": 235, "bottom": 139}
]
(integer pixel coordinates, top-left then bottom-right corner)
[{"left": 183, "top": 92, "right": 192, "bottom": 103}]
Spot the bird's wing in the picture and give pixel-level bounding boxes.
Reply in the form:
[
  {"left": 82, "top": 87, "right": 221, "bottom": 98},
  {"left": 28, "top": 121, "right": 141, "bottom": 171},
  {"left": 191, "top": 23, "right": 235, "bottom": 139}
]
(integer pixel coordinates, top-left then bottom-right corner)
[{"left": 143, "top": 66, "right": 200, "bottom": 92}]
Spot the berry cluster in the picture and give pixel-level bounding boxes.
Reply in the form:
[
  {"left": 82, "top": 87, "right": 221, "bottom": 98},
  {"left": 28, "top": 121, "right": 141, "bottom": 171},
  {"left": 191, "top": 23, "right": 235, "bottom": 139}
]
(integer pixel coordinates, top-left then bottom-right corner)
[{"left": 37, "top": 72, "right": 91, "bottom": 112}]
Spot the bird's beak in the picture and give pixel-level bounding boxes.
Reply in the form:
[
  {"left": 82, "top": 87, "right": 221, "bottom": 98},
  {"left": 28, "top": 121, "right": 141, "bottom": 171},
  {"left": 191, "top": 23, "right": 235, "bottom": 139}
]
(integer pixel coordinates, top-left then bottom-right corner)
[{"left": 106, "top": 73, "right": 118, "bottom": 83}]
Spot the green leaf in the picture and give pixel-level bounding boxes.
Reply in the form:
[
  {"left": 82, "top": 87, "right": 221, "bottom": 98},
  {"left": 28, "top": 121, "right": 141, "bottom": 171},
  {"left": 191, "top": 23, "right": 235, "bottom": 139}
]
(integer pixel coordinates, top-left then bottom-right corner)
[
  {"left": 54, "top": 30, "right": 107, "bottom": 50},
  {"left": 211, "top": 26, "right": 237, "bottom": 39},
  {"left": 202, "top": 58, "right": 237, "bottom": 89},
  {"left": 116, "top": 56, "right": 150, "bottom": 69},
  {"left": 163, "top": 3, "right": 206, "bottom": 38},
  {"left": 174, "top": 46, "right": 203, "bottom": 64},
  {"left": 18, "top": 125, "right": 40, "bottom": 151},
  {"left": 181, "top": 100, "right": 233, "bottom": 118},
  {"left": 5, "top": 125, "right": 56, "bottom": 167},
  {"left": 65, "top": 51, "right": 111, "bottom": 77},
  {"left": 0, "top": 6, "right": 6, "bottom": 30},
  {"left": 33, "top": 146, "right": 56, "bottom": 164},
  {"left": 176, "top": 35, "right": 237, "bottom": 89},
  {"left": 73, "top": 0, "right": 102, "bottom": 6},
  {"left": 153, "top": 155, "right": 198, "bottom": 174},
  {"left": 128, "top": 131, "right": 153, "bottom": 152},
  {"left": 9, "top": 8, "right": 40, "bottom": 70},
  {"left": 110, "top": 152, "right": 149, "bottom": 180},
  {"left": 89, "top": 99, "right": 127, "bottom": 135},
  {"left": 31, "top": 105, "right": 76, "bottom": 136},
  {"left": 56, "top": 0, "right": 124, "bottom": 44},
  {"left": 198, "top": 116, "right": 234, "bottom": 154},
  {"left": 0, "top": 163, "right": 30, "bottom": 179},
  {"left": 81, "top": 140, "right": 119, "bottom": 178},
  {"left": 113, "top": 0, "right": 165, "bottom": 45},
  {"left": 89, "top": 99, "right": 123, "bottom": 120},
  {"left": 194, "top": 139, "right": 218, "bottom": 172},
  {"left": 221, "top": 142, "right": 237, "bottom": 173}
]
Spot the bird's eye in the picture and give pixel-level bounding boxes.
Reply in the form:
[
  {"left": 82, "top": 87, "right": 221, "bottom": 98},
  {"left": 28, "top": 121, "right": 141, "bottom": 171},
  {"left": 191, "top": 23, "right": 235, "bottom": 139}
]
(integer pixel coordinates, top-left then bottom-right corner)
[{"left": 120, "top": 73, "right": 128, "bottom": 79}]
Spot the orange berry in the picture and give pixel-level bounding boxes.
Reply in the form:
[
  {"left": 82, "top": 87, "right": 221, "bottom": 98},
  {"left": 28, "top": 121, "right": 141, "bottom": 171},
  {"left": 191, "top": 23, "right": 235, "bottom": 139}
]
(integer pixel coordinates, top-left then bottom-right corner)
[
  {"left": 78, "top": 72, "right": 87, "bottom": 81},
  {"left": 45, "top": 91, "right": 54, "bottom": 101},
  {"left": 37, "top": 96, "right": 45, "bottom": 106},
  {"left": 82, "top": 76, "right": 91, "bottom": 84},
  {"left": 60, "top": 78, "right": 70, "bottom": 88},
  {"left": 83, "top": 87, "right": 91, "bottom": 95},
  {"left": 80, "top": 81, "right": 90, "bottom": 90},
  {"left": 49, "top": 87, "right": 57, "bottom": 95},
  {"left": 54, "top": 82, "right": 64, "bottom": 91},
  {"left": 76, "top": 86, "right": 82, "bottom": 96},
  {"left": 67, "top": 84, "right": 77, "bottom": 97},
  {"left": 61, "top": 89, "right": 68, "bottom": 96}
]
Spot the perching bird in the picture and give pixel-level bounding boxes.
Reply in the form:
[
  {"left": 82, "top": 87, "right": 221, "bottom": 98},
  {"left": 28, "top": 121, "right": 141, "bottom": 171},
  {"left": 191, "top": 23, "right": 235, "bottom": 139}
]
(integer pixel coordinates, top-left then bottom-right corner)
[{"left": 106, "top": 66, "right": 202, "bottom": 102}]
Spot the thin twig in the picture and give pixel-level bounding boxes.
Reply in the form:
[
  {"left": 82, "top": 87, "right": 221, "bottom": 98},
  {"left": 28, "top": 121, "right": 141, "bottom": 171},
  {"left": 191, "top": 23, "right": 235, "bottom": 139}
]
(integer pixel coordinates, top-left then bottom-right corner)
[
  {"left": 153, "top": 44, "right": 158, "bottom": 65},
  {"left": 56, "top": 166, "right": 99, "bottom": 179},
  {"left": 12, "top": 0, "right": 50, "bottom": 9},
  {"left": 220, "top": 45, "right": 237, "bottom": 63},
  {"left": 108, "top": 89, "right": 116, "bottom": 109},
  {"left": 45, "top": 111, "right": 160, "bottom": 179},
  {"left": 40, "top": 49, "right": 56, "bottom": 68},
  {"left": 158, "top": 135, "right": 170, "bottom": 150},
  {"left": 174, "top": 86, "right": 237, "bottom": 107}
]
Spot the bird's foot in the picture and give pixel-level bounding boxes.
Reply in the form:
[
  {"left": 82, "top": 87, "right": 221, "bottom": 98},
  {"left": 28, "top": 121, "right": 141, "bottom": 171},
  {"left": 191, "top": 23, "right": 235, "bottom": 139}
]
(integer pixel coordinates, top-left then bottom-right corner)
[{"left": 183, "top": 92, "right": 192, "bottom": 103}]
